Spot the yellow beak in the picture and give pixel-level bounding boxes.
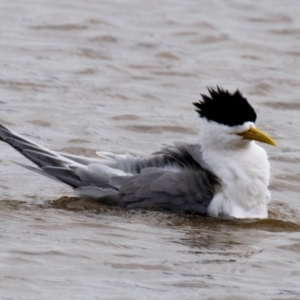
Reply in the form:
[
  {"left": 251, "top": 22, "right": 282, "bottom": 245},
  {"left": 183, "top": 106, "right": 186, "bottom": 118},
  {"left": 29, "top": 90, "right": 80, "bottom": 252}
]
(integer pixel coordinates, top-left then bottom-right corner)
[{"left": 237, "top": 125, "right": 277, "bottom": 146}]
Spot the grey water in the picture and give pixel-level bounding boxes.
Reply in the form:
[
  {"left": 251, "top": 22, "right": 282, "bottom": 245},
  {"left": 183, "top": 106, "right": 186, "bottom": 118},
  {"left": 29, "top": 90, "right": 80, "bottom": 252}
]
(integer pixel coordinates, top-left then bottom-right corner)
[{"left": 0, "top": 1, "right": 300, "bottom": 299}]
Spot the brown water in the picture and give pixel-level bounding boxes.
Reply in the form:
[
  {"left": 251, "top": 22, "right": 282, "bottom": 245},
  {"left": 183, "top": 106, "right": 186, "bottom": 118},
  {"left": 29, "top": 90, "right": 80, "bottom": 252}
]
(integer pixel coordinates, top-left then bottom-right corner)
[{"left": 0, "top": 1, "right": 300, "bottom": 299}]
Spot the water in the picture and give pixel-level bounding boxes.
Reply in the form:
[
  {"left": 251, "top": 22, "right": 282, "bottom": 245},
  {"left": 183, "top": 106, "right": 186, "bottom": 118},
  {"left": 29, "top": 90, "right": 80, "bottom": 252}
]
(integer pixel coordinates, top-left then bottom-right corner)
[{"left": 0, "top": 0, "right": 300, "bottom": 299}]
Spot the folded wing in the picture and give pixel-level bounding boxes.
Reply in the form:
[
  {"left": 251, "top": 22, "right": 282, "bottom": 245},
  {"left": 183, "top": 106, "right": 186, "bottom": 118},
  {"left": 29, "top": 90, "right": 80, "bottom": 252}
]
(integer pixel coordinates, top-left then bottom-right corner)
[{"left": 0, "top": 123, "right": 219, "bottom": 213}]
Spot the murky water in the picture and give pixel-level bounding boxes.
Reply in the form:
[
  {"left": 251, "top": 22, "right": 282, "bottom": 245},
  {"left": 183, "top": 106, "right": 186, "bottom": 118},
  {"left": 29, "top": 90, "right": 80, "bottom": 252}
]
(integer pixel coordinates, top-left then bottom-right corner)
[{"left": 0, "top": 0, "right": 300, "bottom": 299}]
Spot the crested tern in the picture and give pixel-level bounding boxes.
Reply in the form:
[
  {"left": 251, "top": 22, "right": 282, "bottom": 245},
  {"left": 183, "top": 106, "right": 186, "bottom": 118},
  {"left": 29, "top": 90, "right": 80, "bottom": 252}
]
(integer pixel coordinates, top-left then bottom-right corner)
[{"left": 0, "top": 87, "right": 276, "bottom": 218}]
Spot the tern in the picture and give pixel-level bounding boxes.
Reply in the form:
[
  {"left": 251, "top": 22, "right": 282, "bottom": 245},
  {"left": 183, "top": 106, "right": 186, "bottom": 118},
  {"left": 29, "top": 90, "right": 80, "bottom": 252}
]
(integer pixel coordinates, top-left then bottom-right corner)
[{"left": 0, "top": 87, "right": 276, "bottom": 218}]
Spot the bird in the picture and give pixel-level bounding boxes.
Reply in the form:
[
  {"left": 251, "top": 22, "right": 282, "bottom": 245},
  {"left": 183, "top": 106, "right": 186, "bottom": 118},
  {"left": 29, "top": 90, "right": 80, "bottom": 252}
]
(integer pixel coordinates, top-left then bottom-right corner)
[{"left": 0, "top": 87, "right": 276, "bottom": 219}]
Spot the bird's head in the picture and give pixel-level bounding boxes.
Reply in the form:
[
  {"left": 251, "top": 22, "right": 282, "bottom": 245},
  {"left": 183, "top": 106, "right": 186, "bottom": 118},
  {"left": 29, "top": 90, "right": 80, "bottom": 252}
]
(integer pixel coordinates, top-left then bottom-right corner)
[{"left": 194, "top": 87, "right": 277, "bottom": 149}]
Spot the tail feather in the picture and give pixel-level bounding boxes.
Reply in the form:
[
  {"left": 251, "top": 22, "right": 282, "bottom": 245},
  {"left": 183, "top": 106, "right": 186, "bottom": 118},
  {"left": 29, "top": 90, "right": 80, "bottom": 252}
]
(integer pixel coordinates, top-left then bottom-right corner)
[
  {"left": 23, "top": 149, "right": 67, "bottom": 168},
  {"left": 0, "top": 125, "right": 79, "bottom": 167},
  {"left": 0, "top": 126, "right": 51, "bottom": 156},
  {"left": 12, "top": 161, "right": 63, "bottom": 184},
  {"left": 0, "top": 124, "right": 114, "bottom": 190},
  {"left": 42, "top": 166, "right": 85, "bottom": 188}
]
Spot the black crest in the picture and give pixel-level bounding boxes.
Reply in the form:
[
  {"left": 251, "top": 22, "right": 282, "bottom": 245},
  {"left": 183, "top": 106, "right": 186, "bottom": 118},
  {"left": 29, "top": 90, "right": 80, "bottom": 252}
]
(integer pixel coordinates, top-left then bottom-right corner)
[{"left": 193, "top": 87, "right": 257, "bottom": 126}]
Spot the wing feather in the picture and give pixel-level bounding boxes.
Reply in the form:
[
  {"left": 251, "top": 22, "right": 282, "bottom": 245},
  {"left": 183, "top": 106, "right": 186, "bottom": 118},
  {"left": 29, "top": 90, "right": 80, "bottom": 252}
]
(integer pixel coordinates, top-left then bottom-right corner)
[{"left": 113, "top": 167, "right": 219, "bottom": 214}]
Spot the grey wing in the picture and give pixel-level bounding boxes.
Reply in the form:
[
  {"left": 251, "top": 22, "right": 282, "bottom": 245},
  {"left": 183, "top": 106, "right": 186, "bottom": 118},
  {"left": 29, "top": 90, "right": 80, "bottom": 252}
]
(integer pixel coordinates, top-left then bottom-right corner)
[
  {"left": 100, "top": 167, "right": 219, "bottom": 214},
  {"left": 0, "top": 123, "right": 218, "bottom": 213}
]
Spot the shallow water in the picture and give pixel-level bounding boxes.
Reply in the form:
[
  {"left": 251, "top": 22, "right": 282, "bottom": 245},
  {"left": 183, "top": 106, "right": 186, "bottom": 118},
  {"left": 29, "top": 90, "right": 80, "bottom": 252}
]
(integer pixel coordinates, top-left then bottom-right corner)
[{"left": 0, "top": 0, "right": 300, "bottom": 299}]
